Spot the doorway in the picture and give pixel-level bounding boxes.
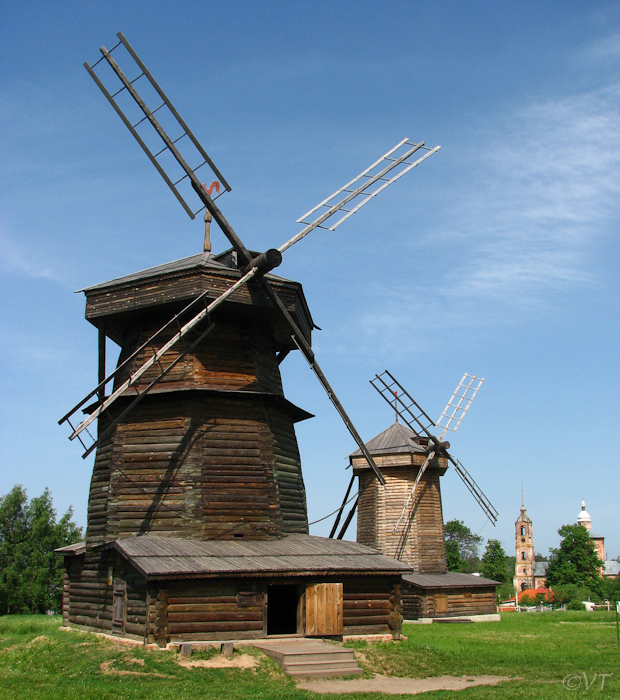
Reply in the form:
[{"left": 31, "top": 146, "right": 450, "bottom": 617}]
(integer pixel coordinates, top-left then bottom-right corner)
[{"left": 267, "top": 585, "right": 299, "bottom": 635}]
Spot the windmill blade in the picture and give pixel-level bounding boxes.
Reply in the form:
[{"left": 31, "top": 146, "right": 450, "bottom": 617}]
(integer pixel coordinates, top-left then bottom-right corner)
[
  {"left": 83, "top": 35, "right": 438, "bottom": 487},
  {"left": 448, "top": 454, "right": 498, "bottom": 526},
  {"left": 282, "top": 139, "right": 440, "bottom": 253},
  {"left": 370, "top": 370, "right": 436, "bottom": 439},
  {"left": 436, "top": 373, "right": 484, "bottom": 441},
  {"left": 85, "top": 32, "right": 230, "bottom": 220}
]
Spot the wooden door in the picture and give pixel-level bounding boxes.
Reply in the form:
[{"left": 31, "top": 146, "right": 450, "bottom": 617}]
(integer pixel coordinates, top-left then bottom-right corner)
[
  {"left": 433, "top": 593, "right": 448, "bottom": 614},
  {"left": 112, "top": 580, "right": 126, "bottom": 635},
  {"left": 305, "top": 583, "right": 343, "bottom": 636}
]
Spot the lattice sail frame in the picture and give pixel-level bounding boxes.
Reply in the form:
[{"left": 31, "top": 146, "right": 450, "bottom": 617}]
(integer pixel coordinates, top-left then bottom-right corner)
[
  {"left": 370, "top": 370, "right": 498, "bottom": 527},
  {"left": 436, "top": 373, "right": 484, "bottom": 441}
]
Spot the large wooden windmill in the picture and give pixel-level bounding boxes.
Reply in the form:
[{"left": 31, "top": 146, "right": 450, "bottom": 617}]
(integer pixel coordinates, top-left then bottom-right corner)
[{"left": 56, "top": 33, "right": 439, "bottom": 644}]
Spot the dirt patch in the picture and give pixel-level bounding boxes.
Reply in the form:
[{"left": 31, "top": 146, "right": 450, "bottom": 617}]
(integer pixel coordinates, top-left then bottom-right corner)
[
  {"left": 26, "top": 636, "right": 51, "bottom": 647},
  {"left": 177, "top": 654, "right": 258, "bottom": 670},
  {"left": 99, "top": 660, "right": 172, "bottom": 678},
  {"left": 297, "top": 674, "right": 516, "bottom": 695}
]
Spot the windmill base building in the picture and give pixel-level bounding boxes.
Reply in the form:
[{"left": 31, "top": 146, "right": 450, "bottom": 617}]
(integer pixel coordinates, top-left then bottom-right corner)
[
  {"left": 56, "top": 252, "right": 410, "bottom": 644},
  {"left": 351, "top": 422, "right": 500, "bottom": 621}
]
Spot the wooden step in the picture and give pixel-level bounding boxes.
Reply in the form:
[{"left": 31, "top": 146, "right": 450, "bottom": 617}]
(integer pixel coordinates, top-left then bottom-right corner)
[{"left": 253, "top": 639, "right": 363, "bottom": 679}]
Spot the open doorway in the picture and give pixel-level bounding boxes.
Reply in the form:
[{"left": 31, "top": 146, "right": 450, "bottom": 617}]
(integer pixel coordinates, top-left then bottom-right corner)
[{"left": 267, "top": 585, "right": 299, "bottom": 635}]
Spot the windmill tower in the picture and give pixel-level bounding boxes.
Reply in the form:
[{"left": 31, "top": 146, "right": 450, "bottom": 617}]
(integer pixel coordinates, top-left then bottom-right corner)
[{"left": 56, "top": 33, "right": 439, "bottom": 644}]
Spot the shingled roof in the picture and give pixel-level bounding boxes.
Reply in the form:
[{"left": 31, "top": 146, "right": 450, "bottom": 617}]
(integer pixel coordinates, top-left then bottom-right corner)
[
  {"left": 350, "top": 422, "right": 426, "bottom": 458},
  {"left": 403, "top": 572, "right": 500, "bottom": 589},
  {"left": 58, "top": 534, "right": 413, "bottom": 579},
  {"left": 78, "top": 249, "right": 290, "bottom": 293}
]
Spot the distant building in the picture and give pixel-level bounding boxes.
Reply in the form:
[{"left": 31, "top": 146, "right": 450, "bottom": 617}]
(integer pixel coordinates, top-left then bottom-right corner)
[
  {"left": 577, "top": 500, "right": 605, "bottom": 563},
  {"left": 513, "top": 499, "right": 536, "bottom": 592}
]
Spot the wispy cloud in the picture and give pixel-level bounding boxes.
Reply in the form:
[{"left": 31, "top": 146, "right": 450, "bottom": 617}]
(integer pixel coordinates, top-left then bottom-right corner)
[
  {"left": 347, "top": 79, "right": 620, "bottom": 356},
  {"left": 0, "top": 229, "right": 68, "bottom": 284}
]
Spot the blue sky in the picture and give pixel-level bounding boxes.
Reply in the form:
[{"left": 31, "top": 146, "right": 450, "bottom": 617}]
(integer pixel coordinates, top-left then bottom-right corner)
[{"left": 1, "top": 1, "right": 619, "bottom": 560}]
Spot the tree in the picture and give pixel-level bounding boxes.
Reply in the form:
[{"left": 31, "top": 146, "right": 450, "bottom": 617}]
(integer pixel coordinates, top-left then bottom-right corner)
[
  {"left": 534, "top": 552, "right": 548, "bottom": 562},
  {"left": 444, "top": 520, "right": 482, "bottom": 573},
  {"left": 0, "top": 485, "right": 82, "bottom": 615},
  {"left": 481, "top": 539, "right": 508, "bottom": 582},
  {"left": 445, "top": 540, "right": 463, "bottom": 572},
  {"left": 545, "top": 524, "right": 603, "bottom": 590}
]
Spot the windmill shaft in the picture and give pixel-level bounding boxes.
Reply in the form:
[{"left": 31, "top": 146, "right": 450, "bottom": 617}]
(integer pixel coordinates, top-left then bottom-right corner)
[{"left": 260, "top": 277, "right": 386, "bottom": 486}]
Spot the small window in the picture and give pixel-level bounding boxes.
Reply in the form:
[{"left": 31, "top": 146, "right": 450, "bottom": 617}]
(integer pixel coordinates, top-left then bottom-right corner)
[
  {"left": 520, "top": 526, "right": 525, "bottom": 536},
  {"left": 521, "top": 551, "right": 526, "bottom": 560}
]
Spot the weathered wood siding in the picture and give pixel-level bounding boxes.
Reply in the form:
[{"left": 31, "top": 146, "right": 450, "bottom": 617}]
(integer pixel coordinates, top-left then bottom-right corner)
[
  {"left": 402, "top": 584, "right": 497, "bottom": 619},
  {"left": 84, "top": 268, "right": 312, "bottom": 349},
  {"left": 355, "top": 457, "right": 447, "bottom": 573},
  {"left": 113, "top": 318, "right": 285, "bottom": 397},
  {"left": 155, "top": 581, "right": 265, "bottom": 644},
  {"left": 342, "top": 577, "right": 402, "bottom": 637},
  {"left": 63, "top": 550, "right": 148, "bottom": 642},
  {"left": 86, "top": 395, "right": 308, "bottom": 542}
]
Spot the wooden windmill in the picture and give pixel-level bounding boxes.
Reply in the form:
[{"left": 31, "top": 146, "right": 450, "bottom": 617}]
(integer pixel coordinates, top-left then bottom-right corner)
[
  {"left": 55, "top": 33, "right": 439, "bottom": 645},
  {"left": 331, "top": 371, "right": 496, "bottom": 565},
  {"left": 334, "top": 371, "right": 501, "bottom": 620}
]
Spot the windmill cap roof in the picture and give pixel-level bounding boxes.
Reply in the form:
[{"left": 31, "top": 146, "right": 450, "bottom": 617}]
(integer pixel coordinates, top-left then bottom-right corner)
[
  {"left": 77, "top": 249, "right": 292, "bottom": 293},
  {"left": 349, "top": 422, "right": 426, "bottom": 458}
]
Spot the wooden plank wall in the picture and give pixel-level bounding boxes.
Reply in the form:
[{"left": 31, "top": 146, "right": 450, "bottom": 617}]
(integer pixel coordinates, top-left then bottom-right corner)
[
  {"left": 401, "top": 584, "right": 497, "bottom": 619},
  {"left": 112, "top": 318, "right": 285, "bottom": 397},
  {"left": 64, "top": 551, "right": 148, "bottom": 642},
  {"left": 343, "top": 577, "right": 402, "bottom": 638},
  {"left": 86, "top": 394, "right": 309, "bottom": 543},
  {"left": 159, "top": 580, "right": 265, "bottom": 643},
  {"left": 85, "top": 269, "right": 312, "bottom": 348},
  {"left": 356, "top": 461, "right": 447, "bottom": 573}
]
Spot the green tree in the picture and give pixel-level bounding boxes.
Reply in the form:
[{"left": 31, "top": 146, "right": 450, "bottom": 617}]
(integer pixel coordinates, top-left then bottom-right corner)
[
  {"left": 545, "top": 524, "right": 603, "bottom": 590},
  {"left": 445, "top": 540, "right": 463, "bottom": 572},
  {"left": 481, "top": 539, "right": 508, "bottom": 582},
  {"left": 0, "top": 485, "right": 82, "bottom": 614},
  {"left": 444, "top": 520, "right": 482, "bottom": 573}
]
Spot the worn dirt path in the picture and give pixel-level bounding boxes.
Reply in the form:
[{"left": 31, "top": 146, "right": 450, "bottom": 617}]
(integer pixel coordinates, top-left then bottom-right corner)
[{"left": 297, "top": 674, "right": 514, "bottom": 695}]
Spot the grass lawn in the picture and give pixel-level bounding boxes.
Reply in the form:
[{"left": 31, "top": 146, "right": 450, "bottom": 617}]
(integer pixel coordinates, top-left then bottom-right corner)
[{"left": 0, "top": 612, "right": 618, "bottom": 699}]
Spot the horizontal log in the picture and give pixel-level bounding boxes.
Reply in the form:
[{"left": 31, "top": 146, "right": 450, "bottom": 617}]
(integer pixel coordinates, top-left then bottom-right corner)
[
  {"left": 169, "top": 611, "right": 263, "bottom": 623},
  {"left": 344, "top": 600, "right": 391, "bottom": 610},
  {"left": 168, "top": 620, "right": 263, "bottom": 633}
]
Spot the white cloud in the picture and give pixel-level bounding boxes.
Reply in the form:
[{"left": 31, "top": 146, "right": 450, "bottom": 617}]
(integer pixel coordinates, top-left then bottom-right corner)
[
  {"left": 0, "top": 229, "right": 68, "bottom": 284},
  {"left": 349, "top": 80, "right": 620, "bottom": 354}
]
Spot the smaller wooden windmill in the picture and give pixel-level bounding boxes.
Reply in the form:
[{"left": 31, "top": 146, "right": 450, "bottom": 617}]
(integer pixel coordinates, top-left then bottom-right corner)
[
  {"left": 331, "top": 371, "right": 496, "bottom": 569},
  {"left": 337, "top": 372, "right": 501, "bottom": 620}
]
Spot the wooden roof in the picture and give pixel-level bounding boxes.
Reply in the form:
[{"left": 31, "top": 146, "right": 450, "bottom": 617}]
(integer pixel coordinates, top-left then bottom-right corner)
[
  {"left": 58, "top": 534, "right": 412, "bottom": 579},
  {"left": 403, "top": 572, "right": 500, "bottom": 589},
  {"left": 350, "top": 422, "right": 426, "bottom": 458}
]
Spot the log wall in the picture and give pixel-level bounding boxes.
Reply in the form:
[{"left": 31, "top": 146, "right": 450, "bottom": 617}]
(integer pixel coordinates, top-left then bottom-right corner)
[
  {"left": 86, "top": 394, "right": 308, "bottom": 542},
  {"left": 402, "top": 584, "right": 497, "bottom": 619},
  {"left": 64, "top": 550, "right": 148, "bottom": 642},
  {"left": 355, "top": 458, "right": 447, "bottom": 573}
]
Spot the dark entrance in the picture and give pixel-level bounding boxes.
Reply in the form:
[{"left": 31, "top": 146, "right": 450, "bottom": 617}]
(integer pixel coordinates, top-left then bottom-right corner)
[{"left": 267, "top": 585, "right": 298, "bottom": 635}]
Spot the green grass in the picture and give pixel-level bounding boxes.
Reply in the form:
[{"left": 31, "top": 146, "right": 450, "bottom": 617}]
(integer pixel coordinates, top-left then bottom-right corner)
[{"left": 0, "top": 612, "right": 618, "bottom": 699}]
